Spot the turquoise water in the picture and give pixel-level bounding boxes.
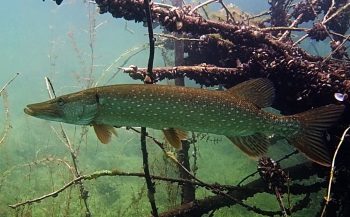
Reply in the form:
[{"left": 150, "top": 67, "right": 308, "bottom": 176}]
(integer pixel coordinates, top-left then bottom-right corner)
[{"left": 0, "top": 1, "right": 327, "bottom": 216}]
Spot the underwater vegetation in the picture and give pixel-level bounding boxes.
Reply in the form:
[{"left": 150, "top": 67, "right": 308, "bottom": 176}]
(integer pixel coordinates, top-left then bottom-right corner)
[{"left": 1, "top": 0, "right": 350, "bottom": 217}]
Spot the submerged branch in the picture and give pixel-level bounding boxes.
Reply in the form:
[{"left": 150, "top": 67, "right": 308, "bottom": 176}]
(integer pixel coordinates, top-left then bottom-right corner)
[
  {"left": 159, "top": 163, "right": 324, "bottom": 217},
  {"left": 9, "top": 163, "right": 324, "bottom": 214},
  {"left": 95, "top": 0, "right": 350, "bottom": 114},
  {"left": 8, "top": 168, "right": 233, "bottom": 209},
  {"left": 0, "top": 73, "right": 19, "bottom": 96},
  {"left": 141, "top": 0, "right": 158, "bottom": 215},
  {"left": 140, "top": 127, "right": 159, "bottom": 217},
  {"left": 123, "top": 64, "right": 243, "bottom": 85},
  {"left": 321, "top": 126, "right": 350, "bottom": 217}
]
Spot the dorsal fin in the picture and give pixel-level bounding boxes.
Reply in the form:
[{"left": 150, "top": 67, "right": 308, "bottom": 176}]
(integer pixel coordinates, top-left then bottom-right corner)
[
  {"left": 93, "top": 124, "right": 117, "bottom": 144},
  {"left": 162, "top": 128, "right": 188, "bottom": 149},
  {"left": 227, "top": 78, "right": 275, "bottom": 108},
  {"left": 227, "top": 133, "right": 269, "bottom": 159}
]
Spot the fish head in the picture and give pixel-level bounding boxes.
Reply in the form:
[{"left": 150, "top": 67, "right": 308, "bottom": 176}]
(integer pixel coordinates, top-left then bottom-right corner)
[{"left": 24, "top": 91, "right": 98, "bottom": 125}]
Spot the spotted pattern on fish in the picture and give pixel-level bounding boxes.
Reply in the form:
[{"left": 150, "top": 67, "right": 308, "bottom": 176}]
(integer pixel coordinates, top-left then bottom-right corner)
[
  {"left": 91, "top": 84, "right": 297, "bottom": 137},
  {"left": 24, "top": 79, "right": 345, "bottom": 166}
]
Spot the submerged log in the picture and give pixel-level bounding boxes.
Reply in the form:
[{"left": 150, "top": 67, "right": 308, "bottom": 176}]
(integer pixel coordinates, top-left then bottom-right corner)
[{"left": 95, "top": 0, "right": 350, "bottom": 114}]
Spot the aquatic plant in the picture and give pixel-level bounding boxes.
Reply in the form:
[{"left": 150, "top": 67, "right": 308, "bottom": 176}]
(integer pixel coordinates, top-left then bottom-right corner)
[{"left": 0, "top": 73, "right": 19, "bottom": 145}]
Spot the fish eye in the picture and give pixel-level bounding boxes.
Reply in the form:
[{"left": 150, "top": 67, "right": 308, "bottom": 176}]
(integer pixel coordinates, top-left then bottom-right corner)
[{"left": 57, "top": 98, "right": 65, "bottom": 106}]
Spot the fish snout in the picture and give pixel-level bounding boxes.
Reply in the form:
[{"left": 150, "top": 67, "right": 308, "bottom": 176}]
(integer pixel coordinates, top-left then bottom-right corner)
[
  {"left": 24, "top": 102, "right": 61, "bottom": 119},
  {"left": 24, "top": 106, "right": 35, "bottom": 116}
]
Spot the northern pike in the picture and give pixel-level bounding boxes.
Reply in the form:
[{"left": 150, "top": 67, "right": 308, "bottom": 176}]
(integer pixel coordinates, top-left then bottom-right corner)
[{"left": 24, "top": 79, "right": 344, "bottom": 166}]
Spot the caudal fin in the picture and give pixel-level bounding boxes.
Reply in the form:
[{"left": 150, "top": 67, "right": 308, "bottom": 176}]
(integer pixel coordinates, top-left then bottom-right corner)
[{"left": 287, "top": 104, "right": 345, "bottom": 167}]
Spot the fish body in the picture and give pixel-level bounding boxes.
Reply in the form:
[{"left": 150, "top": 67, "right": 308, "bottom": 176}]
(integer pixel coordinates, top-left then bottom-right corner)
[
  {"left": 24, "top": 79, "right": 344, "bottom": 166},
  {"left": 90, "top": 85, "right": 294, "bottom": 136}
]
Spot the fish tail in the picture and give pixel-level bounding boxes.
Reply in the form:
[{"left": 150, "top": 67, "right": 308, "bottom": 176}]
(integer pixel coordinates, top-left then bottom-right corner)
[{"left": 287, "top": 104, "right": 345, "bottom": 167}]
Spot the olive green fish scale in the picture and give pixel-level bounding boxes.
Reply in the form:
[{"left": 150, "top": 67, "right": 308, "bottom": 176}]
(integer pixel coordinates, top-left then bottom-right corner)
[{"left": 92, "top": 84, "right": 300, "bottom": 137}]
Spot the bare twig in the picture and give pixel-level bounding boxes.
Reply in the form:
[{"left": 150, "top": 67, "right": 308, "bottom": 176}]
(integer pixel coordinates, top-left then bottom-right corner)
[
  {"left": 8, "top": 168, "right": 239, "bottom": 209},
  {"left": 95, "top": 43, "right": 148, "bottom": 86},
  {"left": 275, "top": 187, "right": 288, "bottom": 217},
  {"left": 292, "top": 33, "right": 309, "bottom": 46},
  {"left": 153, "top": 2, "right": 176, "bottom": 9},
  {"left": 261, "top": 27, "right": 308, "bottom": 32},
  {"left": 0, "top": 73, "right": 20, "bottom": 96},
  {"left": 323, "top": 2, "right": 350, "bottom": 25},
  {"left": 218, "top": 0, "right": 235, "bottom": 22},
  {"left": 320, "top": 126, "right": 350, "bottom": 217},
  {"left": 189, "top": 0, "right": 217, "bottom": 15},
  {"left": 153, "top": 33, "right": 203, "bottom": 41},
  {"left": 245, "top": 10, "right": 271, "bottom": 22},
  {"left": 124, "top": 21, "right": 135, "bottom": 34},
  {"left": 323, "top": 0, "right": 336, "bottom": 24},
  {"left": 44, "top": 77, "right": 56, "bottom": 98},
  {"left": 279, "top": 13, "right": 304, "bottom": 41},
  {"left": 323, "top": 35, "right": 350, "bottom": 62},
  {"left": 45, "top": 77, "right": 91, "bottom": 217}
]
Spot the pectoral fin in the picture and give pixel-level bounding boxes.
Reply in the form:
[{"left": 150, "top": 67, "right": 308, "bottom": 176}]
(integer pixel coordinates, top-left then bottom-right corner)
[
  {"left": 162, "top": 128, "right": 188, "bottom": 149},
  {"left": 93, "top": 124, "right": 117, "bottom": 144},
  {"left": 227, "top": 133, "right": 269, "bottom": 158}
]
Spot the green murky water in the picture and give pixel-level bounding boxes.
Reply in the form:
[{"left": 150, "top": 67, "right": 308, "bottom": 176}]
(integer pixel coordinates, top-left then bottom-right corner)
[{"left": 0, "top": 1, "right": 328, "bottom": 216}]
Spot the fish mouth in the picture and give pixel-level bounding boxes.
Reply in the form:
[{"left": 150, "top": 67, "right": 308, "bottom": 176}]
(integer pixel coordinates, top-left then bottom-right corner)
[
  {"left": 24, "top": 102, "right": 61, "bottom": 119},
  {"left": 24, "top": 106, "right": 35, "bottom": 116}
]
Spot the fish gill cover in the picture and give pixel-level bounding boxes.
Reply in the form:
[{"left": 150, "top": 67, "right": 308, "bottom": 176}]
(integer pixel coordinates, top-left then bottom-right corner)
[{"left": 0, "top": 0, "right": 349, "bottom": 217}]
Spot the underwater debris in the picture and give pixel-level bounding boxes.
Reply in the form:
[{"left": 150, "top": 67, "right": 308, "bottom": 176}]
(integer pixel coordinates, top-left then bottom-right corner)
[
  {"left": 94, "top": 0, "right": 350, "bottom": 114},
  {"left": 258, "top": 157, "right": 288, "bottom": 193},
  {"left": 329, "top": 39, "right": 350, "bottom": 60},
  {"left": 258, "top": 157, "right": 289, "bottom": 216},
  {"left": 159, "top": 162, "right": 323, "bottom": 217}
]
